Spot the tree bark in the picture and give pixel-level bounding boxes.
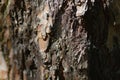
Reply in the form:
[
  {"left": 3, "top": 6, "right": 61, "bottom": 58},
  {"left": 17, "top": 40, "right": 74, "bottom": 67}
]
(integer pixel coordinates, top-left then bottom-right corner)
[{"left": 0, "top": 0, "right": 120, "bottom": 80}]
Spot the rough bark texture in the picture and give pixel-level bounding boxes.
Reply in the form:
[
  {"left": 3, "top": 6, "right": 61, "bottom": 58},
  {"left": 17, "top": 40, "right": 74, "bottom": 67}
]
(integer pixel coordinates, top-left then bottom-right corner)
[{"left": 0, "top": 0, "right": 120, "bottom": 80}]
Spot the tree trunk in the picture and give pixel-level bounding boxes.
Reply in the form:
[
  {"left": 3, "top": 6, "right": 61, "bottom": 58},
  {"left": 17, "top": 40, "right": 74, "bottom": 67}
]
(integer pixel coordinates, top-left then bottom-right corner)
[{"left": 0, "top": 0, "right": 120, "bottom": 80}]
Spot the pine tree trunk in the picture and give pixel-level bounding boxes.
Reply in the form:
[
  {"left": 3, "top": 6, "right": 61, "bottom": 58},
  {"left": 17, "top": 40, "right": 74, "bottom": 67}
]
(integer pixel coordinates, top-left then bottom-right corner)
[{"left": 0, "top": 0, "right": 120, "bottom": 80}]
